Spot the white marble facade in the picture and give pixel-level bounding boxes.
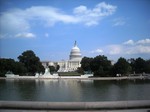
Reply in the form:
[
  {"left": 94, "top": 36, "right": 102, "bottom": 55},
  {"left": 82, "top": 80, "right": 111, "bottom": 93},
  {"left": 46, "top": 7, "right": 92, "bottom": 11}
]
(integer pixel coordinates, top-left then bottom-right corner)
[{"left": 42, "top": 41, "right": 82, "bottom": 72}]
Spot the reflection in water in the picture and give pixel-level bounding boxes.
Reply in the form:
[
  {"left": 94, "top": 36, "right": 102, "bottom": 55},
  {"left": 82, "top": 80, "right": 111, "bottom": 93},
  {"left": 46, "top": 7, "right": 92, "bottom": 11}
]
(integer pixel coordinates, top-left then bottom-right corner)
[
  {"left": 0, "top": 79, "right": 20, "bottom": 101},
  {"left": 16, "top": 80, "right": 37, "bottom": 101},
  {"left": 0, "top": 79, "right": 150, "bottom": 101},
  {"left": 34, "top": 79, "right": 93, "bottom": 101},
  {"left": 0, "top": 79, "right": 37, "bottom": 101}
]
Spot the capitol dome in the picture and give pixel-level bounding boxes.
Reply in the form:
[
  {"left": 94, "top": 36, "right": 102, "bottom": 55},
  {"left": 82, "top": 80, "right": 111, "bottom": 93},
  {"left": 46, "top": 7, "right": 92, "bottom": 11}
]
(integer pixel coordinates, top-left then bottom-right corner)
[{"left": 69, "top": 41, "right": 82, "bottom": 60}]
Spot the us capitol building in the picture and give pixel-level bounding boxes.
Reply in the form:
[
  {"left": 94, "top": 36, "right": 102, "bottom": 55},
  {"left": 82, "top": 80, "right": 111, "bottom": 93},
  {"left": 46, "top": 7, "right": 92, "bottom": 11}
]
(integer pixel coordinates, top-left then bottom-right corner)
[{"left": 41, "top": 41, "right": 82, "bottom": 72}]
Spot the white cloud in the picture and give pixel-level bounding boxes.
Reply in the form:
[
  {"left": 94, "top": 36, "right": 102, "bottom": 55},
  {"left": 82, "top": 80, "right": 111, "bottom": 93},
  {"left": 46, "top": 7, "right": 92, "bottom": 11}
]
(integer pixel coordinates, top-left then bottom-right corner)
[
  {"left": 93, "top": 38, "right": 150, "bottom": 56},
  {"left": 123, "top": 38, "right": 150, "bottom": 45},
  {"left": 136, "top": 45, "right": 150, "bottom": 54},
  {"left": 25, "top": 6, "right": 78, "bottom": 25},
  {"left": 113, "top": 17, "right": 126, "bottom": 26},
  {"left": 74, "top": 2, "right": 117, "bottom": 26},
  {"left": 0, "top": 34, "right": 9, "bottom": 39},
  {"left": 90, "top": 49, "right": 103, "bottom": 54},
  {"left": 120, "top": 39, "right": 150, "bottom": 55},
  {"left": 123, "top": 39, "right": 134, "bottom": 45},
  {"left": 126, "top": 45, "right": 150, "bottom": 54},
  {"left": 111, "top": 39, "right": 150, "bottom": 55},
  {"left": 107, "top": 44, "right": 150, "bottom": 55},
  {"left": 107, "top": 45, "right": 122, "bottom": 55},
  {"left": 137, "top": 38, "right": 150, "bottom": 44},
  {"left": 0, "top": 9, "right": 30, "bottom": 38},
  {"left": 45, "top": 33, "right": 49, "bottom": 37},
  {"left": 15, "top": 32, "right": 36, "bottom": 38},
  {"left": 0, "top": 2, "right": 116, "bottom": 38}
]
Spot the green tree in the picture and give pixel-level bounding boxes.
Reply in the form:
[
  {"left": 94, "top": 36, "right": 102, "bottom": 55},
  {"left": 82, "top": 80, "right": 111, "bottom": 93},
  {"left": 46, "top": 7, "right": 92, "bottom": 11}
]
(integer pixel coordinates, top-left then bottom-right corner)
[
  {"left": 56, "top": 65, "right": 60, "bottom": 72},
  {"left": 145, "top": 59, "right": 150, "bottom": 73},
  {"left": 134, "top": 57, "right": 146, "bottom": 73},
  {"left": 113, "top": 57, "right": 131, "bottom": 75},
  {"left": 90, "top": 55, "right": 112, "bottom": 77},
  {"left": 18, "top": 50, "right": 44, "bottom": 75},
  {"left": 13, "top": 62, "right": 27, "bottom": 75},
  {"left": 0, "top": 58, "right": 14, "bottom": 77},
  {"left": 80, "top": 57, "right": 93, "bottom": 72},
  {"left": 77, "top": 67, "right": 84, "bottom": 74},
  {"left": 49, "top": 66, "right": 56, "bottom": 74},
  {"left": 128, "top": 58, "right": 136, "bottom": 74},
  {"left": 0, "top": 58, "right": 27, "bottom": 77}
]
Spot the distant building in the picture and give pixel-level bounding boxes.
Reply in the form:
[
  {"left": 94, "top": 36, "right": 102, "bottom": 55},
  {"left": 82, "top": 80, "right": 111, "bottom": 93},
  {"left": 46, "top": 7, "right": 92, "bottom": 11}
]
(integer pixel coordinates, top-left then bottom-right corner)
[{"left": 41, "top": 41, "right": 82, "bottom": 72}]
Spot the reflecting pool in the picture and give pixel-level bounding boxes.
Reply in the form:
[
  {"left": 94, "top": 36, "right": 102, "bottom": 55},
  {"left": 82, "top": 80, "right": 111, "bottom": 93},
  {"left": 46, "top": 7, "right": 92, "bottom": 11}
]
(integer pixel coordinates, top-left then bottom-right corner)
[{"left": 0, "top": 79, "right": 150, "bottom": 102}]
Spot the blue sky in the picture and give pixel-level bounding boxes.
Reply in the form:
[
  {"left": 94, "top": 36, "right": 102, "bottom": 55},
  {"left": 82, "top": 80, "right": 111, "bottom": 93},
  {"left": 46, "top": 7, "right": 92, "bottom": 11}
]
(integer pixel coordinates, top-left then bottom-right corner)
[{"left": 0, "top": 0, "right": 150, "bottom": 61}]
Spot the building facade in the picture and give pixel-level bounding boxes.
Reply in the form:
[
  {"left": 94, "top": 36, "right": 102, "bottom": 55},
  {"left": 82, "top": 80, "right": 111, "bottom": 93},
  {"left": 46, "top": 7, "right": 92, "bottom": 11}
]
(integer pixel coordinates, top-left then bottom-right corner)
[{"left": 41, "top": 41, "right": 82, "bottom": 72}]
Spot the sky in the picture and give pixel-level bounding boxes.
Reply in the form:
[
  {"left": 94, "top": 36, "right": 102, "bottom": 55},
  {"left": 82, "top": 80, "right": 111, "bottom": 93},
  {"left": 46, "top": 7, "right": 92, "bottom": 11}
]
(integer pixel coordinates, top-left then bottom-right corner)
[{"left": 0, "top": 0, "right": 150, "bottom": 61}]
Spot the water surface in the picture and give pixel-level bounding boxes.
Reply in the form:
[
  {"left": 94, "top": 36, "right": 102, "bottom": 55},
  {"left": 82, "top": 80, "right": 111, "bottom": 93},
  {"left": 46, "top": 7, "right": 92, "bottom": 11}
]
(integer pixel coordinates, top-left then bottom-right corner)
[{"left": 0, "top": 79, "right": 150, "bottom": 102}]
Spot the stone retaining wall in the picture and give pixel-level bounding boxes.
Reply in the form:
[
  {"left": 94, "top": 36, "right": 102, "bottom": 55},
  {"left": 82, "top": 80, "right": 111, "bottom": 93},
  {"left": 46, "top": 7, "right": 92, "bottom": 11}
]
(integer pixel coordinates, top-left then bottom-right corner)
[{"left": 0, "top": 100, "right": 150, "bottom": 110}]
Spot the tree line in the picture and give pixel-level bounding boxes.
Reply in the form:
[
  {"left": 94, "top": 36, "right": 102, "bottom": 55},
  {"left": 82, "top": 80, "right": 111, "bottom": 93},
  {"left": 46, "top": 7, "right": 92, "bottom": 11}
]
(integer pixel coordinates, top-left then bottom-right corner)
[
  {"left": 80, "top": 55, "right": 150, "bottom": 77},
  {"left": 1, "top": 50, "right": 150, "bottom": 77},
  {"left": 0, "top": 50, "right": 61, "bottom": 77},
  {"left": 0, "top": 50, "right": 45, "bottom": 77}
]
